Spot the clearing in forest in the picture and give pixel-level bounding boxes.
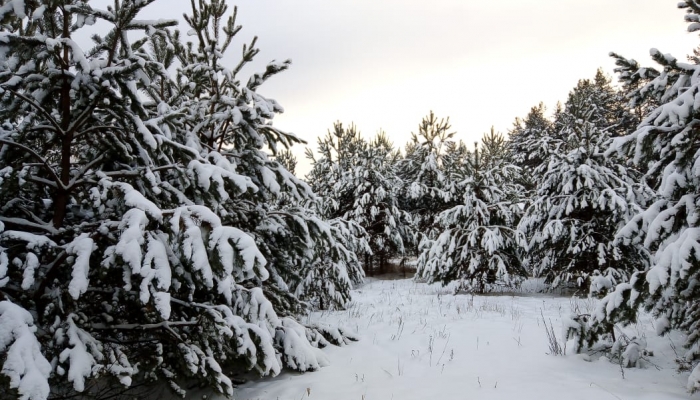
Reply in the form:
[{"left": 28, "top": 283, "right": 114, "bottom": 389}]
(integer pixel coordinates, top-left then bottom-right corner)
[{"left": 230, "top": 279, "right": 692, "bottom": 400}]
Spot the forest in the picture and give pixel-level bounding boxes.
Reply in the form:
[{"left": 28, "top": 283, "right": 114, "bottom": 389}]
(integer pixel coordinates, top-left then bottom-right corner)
[{"left": 0, "top": 0, "right": 700, "bottom": 399}]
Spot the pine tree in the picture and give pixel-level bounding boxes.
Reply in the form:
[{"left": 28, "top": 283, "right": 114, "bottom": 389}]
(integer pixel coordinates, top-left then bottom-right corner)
[
  {"left": 440, "top": 140, "right": 470, "bottom": 207},
  {"left": 0, "top": 1, "right": 361, "bottom": 398},
  {"left": 508, "top": 102, "right": 554, "bottom": 174},
  {"left": 275, "top": 149, "right": 298, "bottom": 175},
  {"left": 307, "top": 125, "right": 408, "bottom": 276},
  {"left": 481, "top": 127, "right": 510, "bottom": 164},
  {"left": 352, "top": 132, "right": 408, "bottom": 275},
  {"left": 151, "top": 0, "right": 367, "bottom": 372},
  {"left": 587, "top": 2, "right": 700, "bottom": 392},
  {"left": 305, "top": 122, "right": 364, "bottom": 220},
  {"left": 398, "top": 111, "right": 458, "bottom": 250},
  {"left": 509, "top": 71, "right": 630, "bottom": 192},
  {"left": 518, "top": 93, "right": 651, "bottom": 293},
  {"left": 566, "top": 69, "right": 630, "bottom": 137},
  {"left": 417, "top": 132, "right": 526, "bottom": 294},
  {"left": 609, "top": 52, "right": 661, "bottom": 134}
]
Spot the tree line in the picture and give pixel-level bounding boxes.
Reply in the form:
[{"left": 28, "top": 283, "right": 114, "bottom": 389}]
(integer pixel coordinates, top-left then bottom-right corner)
[
  {"left": 307, "top": 69, "right": 642, "bottom": 294},
  {"left": 305, "top": 1, "right": 700, "bottom": 391}
]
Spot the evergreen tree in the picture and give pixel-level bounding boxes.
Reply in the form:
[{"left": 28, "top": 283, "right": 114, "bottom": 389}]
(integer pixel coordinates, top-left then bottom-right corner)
[
  {"left": 481, "top": 127, "right": 510, "bottom": 164},
  {"left": 345, "top": 132, "right": 408, "bottom": 275},
  {"left": 307, "top": 125, "right": 407, "bottom": 276},
  {"left": 440, "top": 139, "right": 470, "bottom": 207},
  {"left": 565, "top": 69, "right": 630, "bottom": 137},
  {"left": 0, "top": 1, "right": 361, "bottom": 398},
  {"left": 609, "top": 52, "right": 661, "bottom": 135},
  {"left": 518, "top": 94, "right": 651, "bottom": 292},
  {"left": 508, "top": 103, "right": 554, "bottom": 173},
  {"left": 398, "top": 111, "right": 458, "bottom": 249},
  {"left": 509, "top": 71, "right": 630, "bottom": 192},
  {"left": 417, "top": 134, "right": 526, "bottom": 294},
  {"left": 275, "top": 149, "right": 298, "bottom": 175},
  {"left": 305, "top": 122, "right": 364, "bottom": 220},
  {"left": 588, "top": 2, "right": 700, "bottom": 391}
]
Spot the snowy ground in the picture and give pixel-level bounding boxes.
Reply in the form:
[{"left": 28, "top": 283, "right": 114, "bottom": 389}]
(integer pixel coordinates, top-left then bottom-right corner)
[{"left": 228, "top": 279, "right": 695, "bottom": 400}]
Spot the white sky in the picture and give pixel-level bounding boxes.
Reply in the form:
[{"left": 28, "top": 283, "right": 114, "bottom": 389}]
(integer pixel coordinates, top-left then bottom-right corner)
[{"left": 130, "top": 0, "right": 699, "bottom": 175}]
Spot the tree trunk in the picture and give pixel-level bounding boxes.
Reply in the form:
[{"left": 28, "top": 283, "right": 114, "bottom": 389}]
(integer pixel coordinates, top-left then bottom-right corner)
[
  {"left": 364, "top": 253, "right": 372, "bottom": 277},
  {"left": 53, "top": 10, "right": 73, "bottom": 229}
]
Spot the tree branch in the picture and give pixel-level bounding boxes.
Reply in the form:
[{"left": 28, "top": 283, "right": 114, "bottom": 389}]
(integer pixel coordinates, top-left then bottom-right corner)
[
  {"left": 90, "top": 320, "right": 198, "bottom": 330},
  {"left": 1, "top": 88, "right": 64, "bottom": 134},
  {"left": 0, "top": 217, "right": 58, "bottom": 234},
  {"left": 0, "top": 139, "right": 64, "bottom": 188}
]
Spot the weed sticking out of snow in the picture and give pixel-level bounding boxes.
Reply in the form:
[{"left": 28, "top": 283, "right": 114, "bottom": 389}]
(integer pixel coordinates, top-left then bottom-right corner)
[{"left": 229, "top": 279, "right": 696, "bottom": 400}]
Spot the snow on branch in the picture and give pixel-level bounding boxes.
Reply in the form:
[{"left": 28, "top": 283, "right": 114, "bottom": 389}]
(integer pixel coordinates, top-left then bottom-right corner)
[
  {"left": 0, "top": 301, "right": 51, "bottom": 400},
  {"left": 58, "top": 315, "right": 102, "bottom": 393},
  {"left": 65, "top": 234, "right": 95, "bottom": 300}
]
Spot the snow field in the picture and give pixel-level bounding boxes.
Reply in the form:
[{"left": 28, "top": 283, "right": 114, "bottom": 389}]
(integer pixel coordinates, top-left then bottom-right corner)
[{"left": 231, "top": 279, "right": 693, "bottom": 400}]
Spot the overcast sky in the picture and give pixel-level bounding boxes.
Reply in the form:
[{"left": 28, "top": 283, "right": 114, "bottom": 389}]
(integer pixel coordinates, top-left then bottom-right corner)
[{"left": 130, "top": 0, "right": 699, "bottom": 175}]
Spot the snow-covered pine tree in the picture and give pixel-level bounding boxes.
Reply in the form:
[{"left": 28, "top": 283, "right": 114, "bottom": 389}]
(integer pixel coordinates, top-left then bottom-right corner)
[
  {"left": 0, "top": 1, "right": 361, "bottom": 399},
  {"left": 507, "top": 102, "right": 554, "bottom": 182},
  {"left": 417, "top": 132, "right": 526, "bottom": 294},
  {"left": 587, "top": 1, "right": 700, "bottom": 391},
  {"left": 307, "top": 124, "right": 407, "bottom": 276},
  {"left": 346, "top": 132, "right": 407, "bottom": 275},
  {"left": 275, "top": 149, "right": 298, "bottom": 175},
  {"left": 481, "top": 126, "right": 510, "bottom": 164},
  {"left": 566, "top": 69, "right": 630, "bottom": 137},
  {"left": 264, "top": 147, "right": 366, "bottom": 312},
  {"left": 398, "top": 111, "right": 458, "bottom": 250},
  {"left": 272, "top": 144, "right": 367, "bottom": 311},
  {"left": 292, "top": 215, "right": 368, "bottom": 310},
  {"left": 440, "top": 139, "right": 469, "bottom": 208},
  {"left": 608, "top": 52, "right": 661, "bottom": 135},
  {"left": 301, "top": 124, "right": 370, "bottom": 297},
  {"left": 305, "top": 122, "right": 365, "bottom": 221},
  {"left": 148, "top": 0, "right": 366, "bottom": 360},
  {"left": 509, "top": 72, "right": 628, "bottom": 190},
  {"left": 518, "top": 92, "right": 651, "bottom": 293}
]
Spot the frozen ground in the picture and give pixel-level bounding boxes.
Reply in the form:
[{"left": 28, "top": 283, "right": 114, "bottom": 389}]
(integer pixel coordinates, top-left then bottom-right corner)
[{"left": 228, "top": 279, "right": 695, "bottom": 400}]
